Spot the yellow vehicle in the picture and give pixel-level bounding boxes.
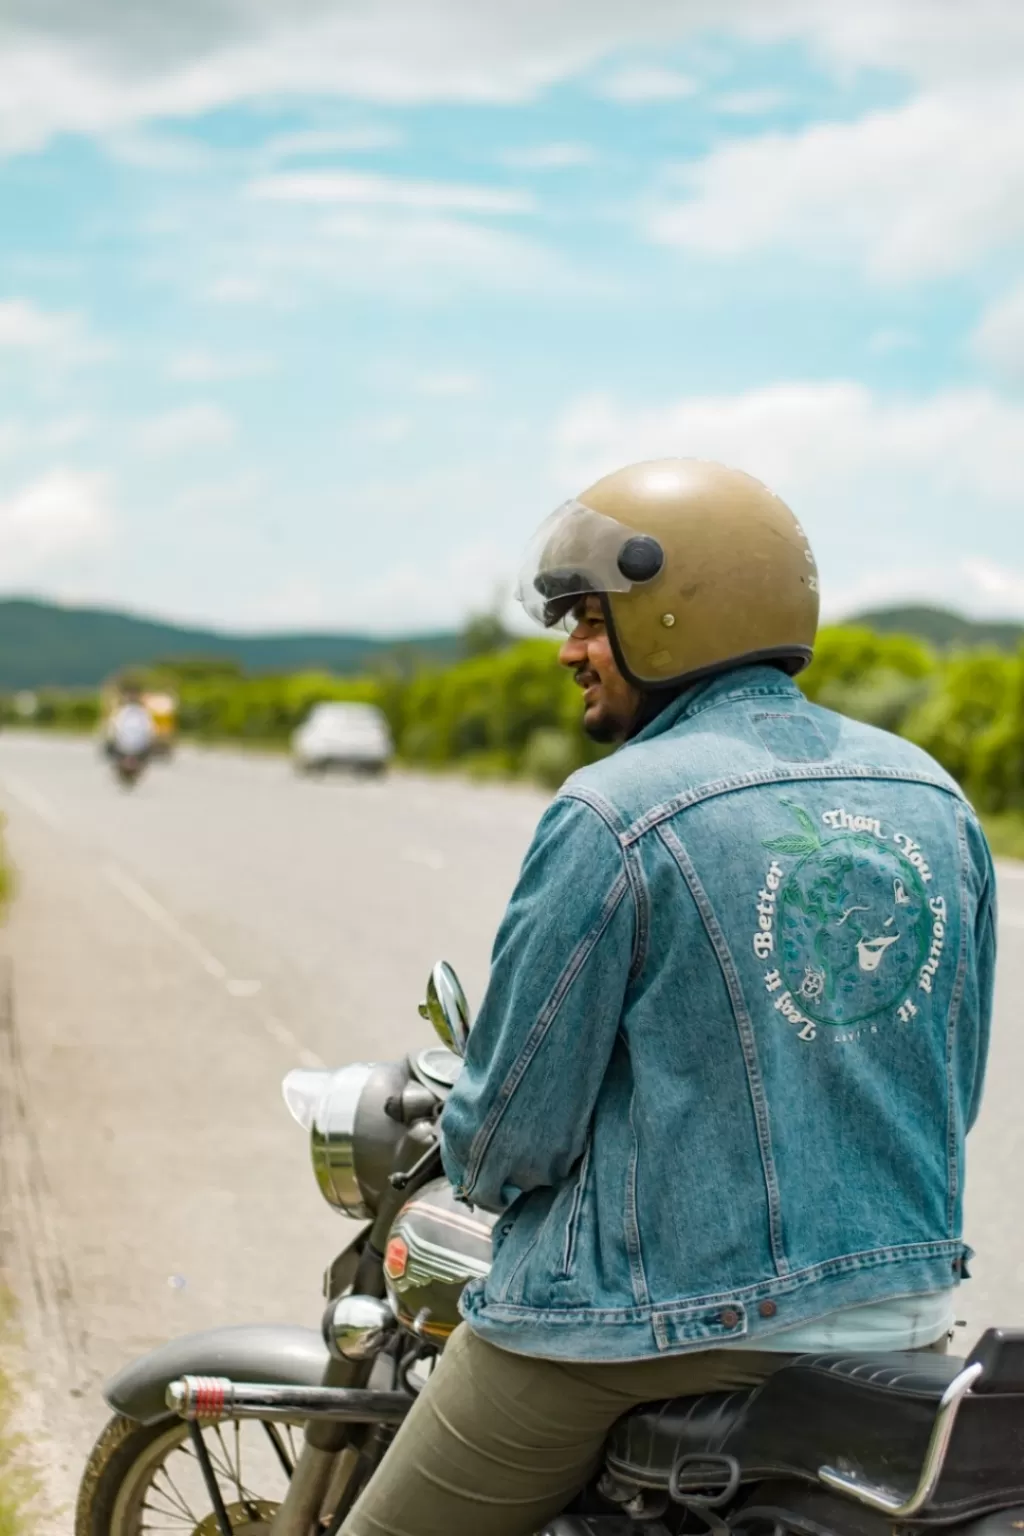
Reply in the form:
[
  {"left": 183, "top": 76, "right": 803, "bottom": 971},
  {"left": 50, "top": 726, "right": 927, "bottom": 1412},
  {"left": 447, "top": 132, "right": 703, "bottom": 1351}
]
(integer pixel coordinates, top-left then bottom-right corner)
[{"left": 142, "top": 690, "right": 178, "bottom": 758}]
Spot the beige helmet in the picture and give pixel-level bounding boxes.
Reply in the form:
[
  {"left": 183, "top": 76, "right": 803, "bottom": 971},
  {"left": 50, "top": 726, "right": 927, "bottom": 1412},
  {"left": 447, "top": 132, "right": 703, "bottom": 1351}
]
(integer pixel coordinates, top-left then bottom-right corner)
[{"left": 517, "top": 457, "right": 819, "bottom": 688}]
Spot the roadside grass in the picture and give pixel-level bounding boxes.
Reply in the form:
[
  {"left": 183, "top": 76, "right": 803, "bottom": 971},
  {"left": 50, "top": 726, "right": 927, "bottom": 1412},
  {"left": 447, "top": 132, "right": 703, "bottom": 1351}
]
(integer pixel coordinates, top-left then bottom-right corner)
[
  {"left": 0, "top": 1329, "right": 44, "bottom": 1536},
  {"left": 0, "top": 829, "right": 43, "bottom": 1536}
]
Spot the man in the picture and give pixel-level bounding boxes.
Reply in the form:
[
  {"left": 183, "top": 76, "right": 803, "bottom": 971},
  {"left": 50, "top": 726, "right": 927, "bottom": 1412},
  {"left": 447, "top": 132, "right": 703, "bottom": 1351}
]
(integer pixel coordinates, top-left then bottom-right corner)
[
  {"left": 343, "top": 459, "right": 995, "bottom": 1536},
  {"left": 107, "top": 684, "right": 156, "bottom": 762}
]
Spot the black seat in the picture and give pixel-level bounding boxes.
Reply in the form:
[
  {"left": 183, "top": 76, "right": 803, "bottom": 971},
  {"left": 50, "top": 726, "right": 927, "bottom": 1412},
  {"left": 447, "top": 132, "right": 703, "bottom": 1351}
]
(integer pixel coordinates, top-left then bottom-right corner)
[{"left": 606, "top": 1339, "right": 1024, "bottom": 1523}]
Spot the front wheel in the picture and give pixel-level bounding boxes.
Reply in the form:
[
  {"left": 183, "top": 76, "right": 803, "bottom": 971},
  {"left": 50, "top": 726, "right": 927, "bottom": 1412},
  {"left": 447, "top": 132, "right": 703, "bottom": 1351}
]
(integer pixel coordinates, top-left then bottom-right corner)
[{"left": 75, "top": 1412, "right": 302, "bottom": 1534}]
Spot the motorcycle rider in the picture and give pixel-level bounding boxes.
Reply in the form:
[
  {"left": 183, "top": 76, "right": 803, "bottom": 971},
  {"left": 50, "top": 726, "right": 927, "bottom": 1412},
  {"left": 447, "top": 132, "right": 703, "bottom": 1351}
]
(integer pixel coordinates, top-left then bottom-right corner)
[
  {"left": 342, "top": 459, "right": 996, "bottom": 1536},
  {"left": 107, "top": 682, "right": 155, "bottom": 764}
]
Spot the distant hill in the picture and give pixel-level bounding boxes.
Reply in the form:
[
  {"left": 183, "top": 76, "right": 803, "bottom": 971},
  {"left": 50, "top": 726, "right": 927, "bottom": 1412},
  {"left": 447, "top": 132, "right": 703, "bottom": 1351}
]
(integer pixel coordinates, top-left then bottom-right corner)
[
  {"left": 0, "top": 597, "right": 461, "bottom": 690},
  {"left": 1, "top": 596, "right": 1019, "bottom": 691},
  {"left": 845, "top": 605, "right": 1024, "bottom": 652}
]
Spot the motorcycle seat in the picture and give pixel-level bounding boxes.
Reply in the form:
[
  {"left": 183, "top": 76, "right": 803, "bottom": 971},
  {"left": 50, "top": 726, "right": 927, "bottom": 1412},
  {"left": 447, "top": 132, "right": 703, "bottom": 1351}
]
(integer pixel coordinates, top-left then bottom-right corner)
[{"left": 605, "top": 1333, "right": 1024, "bottom": 1523}]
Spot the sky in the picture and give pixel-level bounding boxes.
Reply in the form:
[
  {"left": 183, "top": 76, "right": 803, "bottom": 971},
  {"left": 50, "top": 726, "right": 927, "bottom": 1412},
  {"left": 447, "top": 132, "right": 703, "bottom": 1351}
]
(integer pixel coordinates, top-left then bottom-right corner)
[{"left": 1, "top": 0, "right": 1023, "bottom": 636}]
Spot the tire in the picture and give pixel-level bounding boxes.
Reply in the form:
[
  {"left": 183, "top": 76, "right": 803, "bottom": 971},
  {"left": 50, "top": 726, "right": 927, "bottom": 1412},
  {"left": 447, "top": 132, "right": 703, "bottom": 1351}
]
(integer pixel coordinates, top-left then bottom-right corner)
[{"left": 75, "top": 1412, "right": 290, "bottom": 1534}]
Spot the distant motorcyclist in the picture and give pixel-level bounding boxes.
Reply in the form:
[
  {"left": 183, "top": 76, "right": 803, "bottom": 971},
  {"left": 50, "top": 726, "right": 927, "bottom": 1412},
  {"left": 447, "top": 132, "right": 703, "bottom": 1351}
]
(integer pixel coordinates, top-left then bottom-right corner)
[
  {"left": 106, "top": 684, "right": 155, "bottom": 765},
  {"left": 341, "top": 459, "right": 996, "bottom": 1536}
]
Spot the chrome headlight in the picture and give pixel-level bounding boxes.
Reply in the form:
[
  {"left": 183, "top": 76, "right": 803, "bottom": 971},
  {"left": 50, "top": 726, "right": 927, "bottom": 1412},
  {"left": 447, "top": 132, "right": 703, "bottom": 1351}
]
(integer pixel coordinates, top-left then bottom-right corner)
[{"left": 283, "top": 1060, "right": 411, "bottom": 1218}]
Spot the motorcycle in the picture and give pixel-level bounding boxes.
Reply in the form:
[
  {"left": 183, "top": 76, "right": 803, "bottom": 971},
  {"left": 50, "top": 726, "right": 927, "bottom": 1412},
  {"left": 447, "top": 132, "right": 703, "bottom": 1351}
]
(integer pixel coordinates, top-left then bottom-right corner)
[
  {"left": 75, "top": 961, "right": 1024, "bottom": 1536},
  {"left": 104, "top": 741, "right": 147, "bottom": 789}
]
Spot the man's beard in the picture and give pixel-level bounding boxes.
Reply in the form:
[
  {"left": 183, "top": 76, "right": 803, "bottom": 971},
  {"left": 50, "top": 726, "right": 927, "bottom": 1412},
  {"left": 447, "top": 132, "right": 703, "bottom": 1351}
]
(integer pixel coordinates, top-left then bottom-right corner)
[
  {"left": 576, "top": 666, "right": 630, "bottom": 744},
  {"left": 583, "top": 711, "right": 626, "bottom": 744}
]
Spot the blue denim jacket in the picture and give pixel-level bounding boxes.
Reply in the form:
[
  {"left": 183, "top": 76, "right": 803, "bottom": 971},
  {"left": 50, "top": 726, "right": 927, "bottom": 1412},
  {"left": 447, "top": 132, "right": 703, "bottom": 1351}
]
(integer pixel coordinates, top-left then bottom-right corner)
[{"left": 440, "top": 667, "right": 996, "bottom": 1362}]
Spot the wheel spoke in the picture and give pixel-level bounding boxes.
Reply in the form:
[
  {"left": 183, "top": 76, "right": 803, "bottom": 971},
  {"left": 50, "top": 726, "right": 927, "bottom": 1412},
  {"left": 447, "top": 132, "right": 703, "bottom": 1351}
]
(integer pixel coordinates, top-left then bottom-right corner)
[
  {"left": 215, "top": 1423, "right": 247, "bottom": 1506},
  {"left": 148, "top": 1465, "right": 198, "bottom": 1523},
  {"left": 262, "top": 1419, "right": 295, "bottom": 1480},
  {"left": 124, "top": 1417, "right": 285, "bottom": 1532}
]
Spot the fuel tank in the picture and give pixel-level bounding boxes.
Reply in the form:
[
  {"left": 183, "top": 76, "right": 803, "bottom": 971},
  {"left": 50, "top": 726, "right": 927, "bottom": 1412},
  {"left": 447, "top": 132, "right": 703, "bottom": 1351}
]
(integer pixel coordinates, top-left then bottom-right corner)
[{"left": 383, "top": 1177, "right": 496, "bottom": 1344}]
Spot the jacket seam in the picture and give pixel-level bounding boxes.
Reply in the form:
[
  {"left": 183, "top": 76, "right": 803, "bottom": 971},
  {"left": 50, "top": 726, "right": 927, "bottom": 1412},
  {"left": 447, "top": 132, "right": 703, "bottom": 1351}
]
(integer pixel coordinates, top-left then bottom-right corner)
[
  {"left": 560, "top": 1135, "right": 592, "bottom": 1279},
  {"left": 496, "top": 1222, "right": 547, "bottom": 1305},
  {"left": 624, "top": 1090, "right": 650, "bottom": 1305},
  {"left": 460, "top": 870, "right": 630, "bottom": 1200},
  {"left": 559, "top": 783, "right": 627, "bottom": 836},
  {"left": 561, "top": 785, "right": 647, "bottom": 976},
  {"left": 945, "top": 803, "right": 971, "bottom": 1235},
  {"left": 621, "top": 765, "right": 967, "bottom": 848},
  {"left": 678, "top": 682, "right": 802, "bottom": 721},
  {"left": 657, "top": 821, "right": 789, "bottom": 1278},
  {"left": 470, "top": 1238, "right": 965, "bottom": 1323}
]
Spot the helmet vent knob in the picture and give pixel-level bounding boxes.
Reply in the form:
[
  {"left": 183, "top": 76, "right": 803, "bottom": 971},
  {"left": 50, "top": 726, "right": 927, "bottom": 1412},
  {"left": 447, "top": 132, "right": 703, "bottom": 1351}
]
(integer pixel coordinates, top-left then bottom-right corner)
[{"left": 617, "top": 535, "right": 664, "bottom": 583}]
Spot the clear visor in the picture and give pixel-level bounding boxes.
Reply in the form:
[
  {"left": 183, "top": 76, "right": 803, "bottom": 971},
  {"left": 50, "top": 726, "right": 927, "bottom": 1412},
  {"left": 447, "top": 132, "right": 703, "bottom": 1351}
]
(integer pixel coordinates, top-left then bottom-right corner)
[{"left": 515, "top": 499, "right": 639, "bottom": 628}]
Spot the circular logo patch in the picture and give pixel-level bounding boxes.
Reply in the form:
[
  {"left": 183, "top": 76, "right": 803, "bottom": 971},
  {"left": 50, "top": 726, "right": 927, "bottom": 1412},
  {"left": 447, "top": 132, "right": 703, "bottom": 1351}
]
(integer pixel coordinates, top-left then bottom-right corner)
[{"left": 776, "top": 838, "right": 931, "bottom": 1027}]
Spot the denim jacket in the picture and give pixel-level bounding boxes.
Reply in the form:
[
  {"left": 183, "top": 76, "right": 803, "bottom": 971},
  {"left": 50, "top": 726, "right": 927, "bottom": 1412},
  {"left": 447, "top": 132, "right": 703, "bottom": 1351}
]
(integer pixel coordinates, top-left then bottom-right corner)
[{"left": 440, "top": 667, "right": 996, "bottom": 1362}]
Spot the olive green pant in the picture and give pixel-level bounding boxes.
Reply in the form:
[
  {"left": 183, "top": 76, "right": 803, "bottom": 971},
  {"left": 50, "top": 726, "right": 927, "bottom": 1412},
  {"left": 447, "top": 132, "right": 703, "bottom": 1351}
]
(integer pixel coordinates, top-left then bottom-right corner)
[{"left": 340, "top": 1323, "right": 795, "bottom": 1536}]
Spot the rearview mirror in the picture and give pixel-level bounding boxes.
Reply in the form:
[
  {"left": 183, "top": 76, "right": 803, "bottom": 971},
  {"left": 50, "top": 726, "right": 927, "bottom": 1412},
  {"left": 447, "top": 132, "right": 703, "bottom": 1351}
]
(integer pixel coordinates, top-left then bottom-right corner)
[{"left": 418, "top": 961, "right": 471, "bottom": 1057}]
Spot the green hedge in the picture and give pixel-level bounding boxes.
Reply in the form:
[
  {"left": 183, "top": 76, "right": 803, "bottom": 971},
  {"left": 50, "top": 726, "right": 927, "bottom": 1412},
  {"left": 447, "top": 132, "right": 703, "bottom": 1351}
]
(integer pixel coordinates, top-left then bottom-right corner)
[{"left": 6, "top": 626, "right": 1024, "bottom": 818}]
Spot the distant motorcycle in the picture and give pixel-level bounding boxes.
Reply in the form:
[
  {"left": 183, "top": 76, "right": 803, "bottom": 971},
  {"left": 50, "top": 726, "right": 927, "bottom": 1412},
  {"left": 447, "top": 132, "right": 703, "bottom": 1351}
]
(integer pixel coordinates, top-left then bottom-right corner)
[
  {"left": 74, "top": 963, "right": 1024, "bottom": 1536},
  {"left": 110, "top": 748, "right": 146, "bottom": 789}
]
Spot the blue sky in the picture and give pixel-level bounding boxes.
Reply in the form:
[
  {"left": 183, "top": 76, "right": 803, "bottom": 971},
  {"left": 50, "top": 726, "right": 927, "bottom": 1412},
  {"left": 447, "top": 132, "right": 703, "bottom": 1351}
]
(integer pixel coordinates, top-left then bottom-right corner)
[{"left": 1, "top": 2, "right": 1023, "bottom": 634}]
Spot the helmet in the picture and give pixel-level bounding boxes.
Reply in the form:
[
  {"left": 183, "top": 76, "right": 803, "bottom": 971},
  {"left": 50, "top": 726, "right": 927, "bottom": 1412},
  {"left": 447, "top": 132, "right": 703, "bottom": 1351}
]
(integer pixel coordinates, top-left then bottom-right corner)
[{"left": 516, "top": 458, "right": 819, "bottom": 689}]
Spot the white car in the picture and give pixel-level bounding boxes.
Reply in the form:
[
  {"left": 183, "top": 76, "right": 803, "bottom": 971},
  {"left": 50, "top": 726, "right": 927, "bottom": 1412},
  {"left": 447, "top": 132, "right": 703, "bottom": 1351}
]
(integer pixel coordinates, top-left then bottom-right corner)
[{"left": 292, "top": 702, "right": 393, "bottom": 776}]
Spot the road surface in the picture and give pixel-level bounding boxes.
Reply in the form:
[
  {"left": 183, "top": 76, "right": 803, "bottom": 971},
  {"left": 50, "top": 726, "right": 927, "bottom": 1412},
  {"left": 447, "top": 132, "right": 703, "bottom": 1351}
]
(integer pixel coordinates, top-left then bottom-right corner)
[{"left": 0, "top": 732, "right": 1021, "bottom": 1523}]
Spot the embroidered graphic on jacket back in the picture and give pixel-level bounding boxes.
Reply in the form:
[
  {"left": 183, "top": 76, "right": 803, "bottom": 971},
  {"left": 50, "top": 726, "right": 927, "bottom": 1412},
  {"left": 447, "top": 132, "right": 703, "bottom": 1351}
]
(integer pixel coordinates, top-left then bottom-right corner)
[{"left": 754, "top": 800, "right": 949, "bottom": 1044}]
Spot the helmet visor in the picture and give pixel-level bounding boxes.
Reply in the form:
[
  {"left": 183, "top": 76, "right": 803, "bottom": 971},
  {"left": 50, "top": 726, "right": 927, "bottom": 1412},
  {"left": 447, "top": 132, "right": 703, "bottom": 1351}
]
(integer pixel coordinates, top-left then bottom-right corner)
[{"left": 515, "top": 499, "right": 641, "bottom": 628}]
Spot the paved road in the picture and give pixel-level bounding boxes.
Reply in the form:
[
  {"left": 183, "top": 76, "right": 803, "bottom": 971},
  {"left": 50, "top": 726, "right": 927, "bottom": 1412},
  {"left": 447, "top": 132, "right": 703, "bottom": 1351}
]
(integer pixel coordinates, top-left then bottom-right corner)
[{"left": 0, "top": 732, "right": 1021, "bottom": 1522}]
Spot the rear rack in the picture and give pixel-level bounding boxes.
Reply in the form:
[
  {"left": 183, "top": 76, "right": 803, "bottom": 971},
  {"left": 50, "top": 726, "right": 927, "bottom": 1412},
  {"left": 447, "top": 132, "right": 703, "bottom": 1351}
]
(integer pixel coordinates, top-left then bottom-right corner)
[{"left": 818, "top": 1360, "right": 983, "bottom": 1516}]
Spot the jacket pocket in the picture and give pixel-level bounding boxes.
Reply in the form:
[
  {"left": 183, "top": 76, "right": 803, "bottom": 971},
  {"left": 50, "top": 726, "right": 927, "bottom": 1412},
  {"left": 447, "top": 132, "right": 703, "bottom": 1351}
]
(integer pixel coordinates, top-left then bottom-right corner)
[{"left": 559, "top": 1137, "right": 592, "bottom": 1278}]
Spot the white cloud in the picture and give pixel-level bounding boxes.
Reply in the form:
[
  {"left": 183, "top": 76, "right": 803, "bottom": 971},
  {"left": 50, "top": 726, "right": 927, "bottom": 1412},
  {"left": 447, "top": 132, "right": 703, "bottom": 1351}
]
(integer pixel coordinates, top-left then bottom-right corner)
[
  {"left": 713, "top": 88, "right": 788, "bottom": 115},
  {"left": 260, "top": 127, "right": 402, "bottom": 160},
  {"left": 2, "top": 1, "right": 1024, "bottom": 158},
  {"left": 248, "top": 170, "right": 533, "bottom": 215},
  {"left": 960, "top": 558, "right": 1024, "bottom": 615},
  {"left": 139, "top": 402, "right": 236, "bottom": 455},
  {"left": 169, "top": 348, "right": 273, "bottom": 381},
  {"left": 171, "top": 471, "right": 264, "bottom": 516},
  {"left": 350, "top": 415, "right": 414, "bottom": 445},
  {"left": 336, "top": 538, "right": 515, "bottom": 633},
  {"left": 0, "top": 468, "right": 111, "bottom": 581},
  {"left": 205, "top": 275, "right": 272, "bottom": 305},
  {"left": 825, "top": 559, "right": 1024, "bottom": 624},
  {"left": 553, "top": 380, "right": 1024, "bottom": 615},
  {"left": 0, "top": 297, "right": 107, "bottom": 370},
  {"left": 598, "top": 65, "right": 697, "bottom": 102},
  {"left": 101, "top": 129, "right": 216, "bottom": 173},
  {"left": 971, "top": 280, "right": 1024, "bottom": 385},
  {"left": 649, "top": 84, "right": 1024, "bottom": 281},
  {"left": 0, "top": 298, "right": 74, "bottom": 349},
  {"left": 500, "top": 142, "right": 595, "bottom": 170},
  {"left": 414, "top": 371, "right": 482, "bottom": 397},
  {"left": 204, "top": 206, "right": 583, "bottom": 305},
  {"left": 0, "top": 413, "right": 92, "bottom": 461}
]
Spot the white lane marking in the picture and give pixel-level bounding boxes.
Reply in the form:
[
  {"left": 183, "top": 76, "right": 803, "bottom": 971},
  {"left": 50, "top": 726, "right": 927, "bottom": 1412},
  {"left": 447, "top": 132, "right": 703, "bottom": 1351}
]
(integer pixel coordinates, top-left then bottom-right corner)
[
  {"left": 997, "top": 863, "right": 1024, "bottom": 881},
  {"left": 225, "top": 978, "right": 263, "bottom": 998},
  {"left": 103, "top": 862, "right": 230, "bottom": 981},
  {"left": 265, "top": 1018, "right": 297, "bottom": 1049},
  {"left": 403, "top": 846, "right": 446, "bottom": 870},
  {"left": 103, "top": 863, "right": 323, "bottom": 1061},
  {"left": 1000, "top": 912, "right": 1024, "bottom": 930},
  {"left": 0, "top": 775, "right": 64, "bottom": 830}
]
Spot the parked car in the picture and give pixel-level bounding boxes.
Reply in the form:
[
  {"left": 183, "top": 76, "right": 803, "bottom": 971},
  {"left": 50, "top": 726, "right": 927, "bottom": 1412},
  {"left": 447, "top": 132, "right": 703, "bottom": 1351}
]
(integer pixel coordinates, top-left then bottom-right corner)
[{"left": 291, "top": 702, "right": 393, "bottom": 776}]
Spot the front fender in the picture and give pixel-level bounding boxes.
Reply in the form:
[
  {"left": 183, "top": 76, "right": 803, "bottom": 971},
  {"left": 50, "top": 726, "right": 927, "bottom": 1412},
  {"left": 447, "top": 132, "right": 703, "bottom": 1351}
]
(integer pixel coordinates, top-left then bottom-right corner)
[{"left": 105, "top": 1324, "right": 330, "bottom": 1426}]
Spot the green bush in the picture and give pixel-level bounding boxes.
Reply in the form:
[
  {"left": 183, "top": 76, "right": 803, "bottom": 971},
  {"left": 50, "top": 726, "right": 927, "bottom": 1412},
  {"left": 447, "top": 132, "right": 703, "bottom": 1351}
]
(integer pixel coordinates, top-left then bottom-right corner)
[{"left": 8, "top": 626, "right": 1024, "bottom": 830}]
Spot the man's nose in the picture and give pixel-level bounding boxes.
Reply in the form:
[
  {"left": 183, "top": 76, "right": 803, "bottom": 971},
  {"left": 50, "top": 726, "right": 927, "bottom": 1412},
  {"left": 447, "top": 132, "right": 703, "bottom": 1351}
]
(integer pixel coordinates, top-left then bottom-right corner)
[{"left": 558, "top": 633, "right": 588, "bottom": 668}]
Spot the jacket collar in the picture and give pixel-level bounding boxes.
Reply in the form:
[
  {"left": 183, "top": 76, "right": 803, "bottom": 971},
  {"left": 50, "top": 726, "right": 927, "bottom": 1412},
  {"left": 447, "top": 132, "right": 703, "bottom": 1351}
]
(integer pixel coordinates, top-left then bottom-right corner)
[{"left": 628, "top": 665, "right": 803, "bottom": 746}]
